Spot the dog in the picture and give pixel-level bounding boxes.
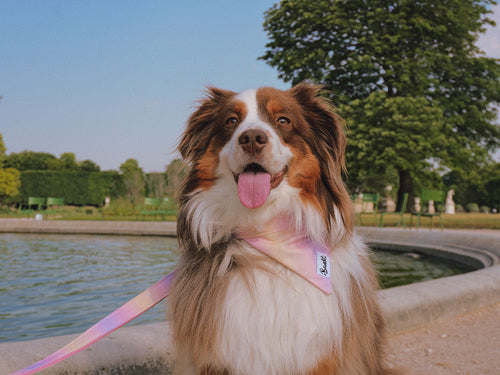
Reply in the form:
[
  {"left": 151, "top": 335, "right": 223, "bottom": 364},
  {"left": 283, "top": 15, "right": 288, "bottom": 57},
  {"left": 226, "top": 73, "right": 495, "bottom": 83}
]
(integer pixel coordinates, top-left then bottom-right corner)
[{"left": 168, "top": 83, "right": 396, "bottom": 374}]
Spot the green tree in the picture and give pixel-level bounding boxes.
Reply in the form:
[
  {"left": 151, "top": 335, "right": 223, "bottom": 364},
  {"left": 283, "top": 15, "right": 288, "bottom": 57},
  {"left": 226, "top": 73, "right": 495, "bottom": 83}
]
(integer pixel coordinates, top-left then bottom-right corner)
[
  {"left": 444, "top": 162, "right": 500, "bottom": 210},
  {"left": 119, "top": 158, "right": 145, "bottom": 204},
  {"left": 0, "top": 134, "right": 6, "bottom": 167},
  {"left": 144, "top": 173, "right": 168, "bottom": 198},
  {"left": 165, "top": 158, "right": 188, "bottom": 198},
  {"left": 0, "top": 134, "right": 21, "bottom": 199},
  {"left": 59, "top": 152, "right": 78, "bottom": 170},
  {"left": 119, "top": 158, "right": 143, "bottom": 176},
  {"left": 484, "top": 163, "right": 500, "bottom": 210},
  {"left": 340, "top": 92, "right": 446, "bottom": 206},
  {"left": 0, "top": 168, "right": 21, "bottom": 199},
  {"left": 3, "top": 151, "right": 58, "bottom": 171},
  {"left": 261, "top": 0, "right": 500, "bottom": 210},
  {"left": 79, "top": 159, "right": 101, "bottom": 172}
]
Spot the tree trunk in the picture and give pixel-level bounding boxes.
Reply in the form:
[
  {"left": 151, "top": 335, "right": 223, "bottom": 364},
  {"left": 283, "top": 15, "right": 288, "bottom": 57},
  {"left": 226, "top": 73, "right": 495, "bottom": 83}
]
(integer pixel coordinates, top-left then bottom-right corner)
[{"left": 397, "top": 170, "right": 413, "bottom": 212}]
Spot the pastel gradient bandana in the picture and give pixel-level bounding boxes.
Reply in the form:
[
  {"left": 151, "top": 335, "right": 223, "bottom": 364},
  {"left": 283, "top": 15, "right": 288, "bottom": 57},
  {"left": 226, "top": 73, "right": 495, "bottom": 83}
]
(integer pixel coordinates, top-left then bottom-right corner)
[{"left": 236, "top": 216, "right": 332, "bottom": 294}]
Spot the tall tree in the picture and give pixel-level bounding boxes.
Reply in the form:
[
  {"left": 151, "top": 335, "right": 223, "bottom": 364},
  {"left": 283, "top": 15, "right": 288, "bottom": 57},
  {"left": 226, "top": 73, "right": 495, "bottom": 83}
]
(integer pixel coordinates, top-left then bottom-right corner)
[
  {"left": 79, "top": 159, "right": 101, "bottom": 172},
  {"left": 59, "top": 152, "right": 79, "bottom": 170},
  {"left": 261, "top": 0, "right": 500, "bottom": 210},
  {"left": 119, "top": 158, "right": 145, "bottom": 204},
  {"left": 0, "top": 134, "right": 21, "bottom": 200},
  {"left": 3, "top": 151, "right": 58, "bottom": 171},
  {"left": 165, "top": 158, "right": 189, "bottom": 198},
  {"left": 0, "top": 134, "right": 6, "bottom": 167},
  {"left": 0, "top": 168, "right": 21, "bottom": 199}
]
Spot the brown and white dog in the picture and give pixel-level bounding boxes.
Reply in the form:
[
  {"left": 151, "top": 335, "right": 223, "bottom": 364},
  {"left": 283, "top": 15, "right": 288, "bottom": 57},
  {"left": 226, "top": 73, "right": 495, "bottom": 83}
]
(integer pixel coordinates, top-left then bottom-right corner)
[{"left": 168, "top": 83, "right": 395, "bottom": 374}]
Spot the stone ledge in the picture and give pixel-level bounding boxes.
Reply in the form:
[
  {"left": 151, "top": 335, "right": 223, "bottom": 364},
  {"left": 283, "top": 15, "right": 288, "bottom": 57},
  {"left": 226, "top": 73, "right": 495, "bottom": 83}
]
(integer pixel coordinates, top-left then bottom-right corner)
[
  {"left": 379, "top": 264, "right": 500, "bottom": 334},
  {"left": 0, "top": 219, "right": 177, "bottom": 237}
]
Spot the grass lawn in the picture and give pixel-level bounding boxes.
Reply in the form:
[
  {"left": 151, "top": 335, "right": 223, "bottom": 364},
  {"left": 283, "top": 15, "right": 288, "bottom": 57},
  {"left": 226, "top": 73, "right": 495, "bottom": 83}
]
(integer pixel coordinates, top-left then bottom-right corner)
[
  {"left": 1, "top": 209, "right": 500, "bottom": 229},
  {"left": 356, "top": 212, "right": 500, "bottom": 230},
  {"left": 0, "top": 210, "right": 177, "bottom": 222}
]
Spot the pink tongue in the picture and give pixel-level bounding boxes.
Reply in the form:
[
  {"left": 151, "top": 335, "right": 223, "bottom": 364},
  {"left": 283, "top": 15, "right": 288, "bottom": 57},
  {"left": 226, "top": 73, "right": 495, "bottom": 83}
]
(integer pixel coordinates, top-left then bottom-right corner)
[{"left": 237, "top": 171, "right": 271, "bottom": 209}]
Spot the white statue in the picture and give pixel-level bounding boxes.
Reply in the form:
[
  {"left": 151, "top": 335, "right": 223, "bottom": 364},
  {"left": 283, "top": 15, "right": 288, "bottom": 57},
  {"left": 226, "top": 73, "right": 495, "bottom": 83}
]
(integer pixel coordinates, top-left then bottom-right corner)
[
  {"left": 428, "top": 200, "right": 435, "bottom": 214},
  {"left": 445, "top": 189, "right": 455, "bottom": 214},
  {"left": 414, "top": 197, "right": 421, "bottom": 213},
  {"left": 383, "top": 185, "right": 396, "bottom": 212}
]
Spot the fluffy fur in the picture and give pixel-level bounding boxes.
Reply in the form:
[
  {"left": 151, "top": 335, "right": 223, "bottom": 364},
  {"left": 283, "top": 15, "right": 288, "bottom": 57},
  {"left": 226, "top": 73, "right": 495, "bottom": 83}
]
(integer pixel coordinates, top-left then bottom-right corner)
[{"left": 168, "top": 83, "right": 396, "bottom": 374}]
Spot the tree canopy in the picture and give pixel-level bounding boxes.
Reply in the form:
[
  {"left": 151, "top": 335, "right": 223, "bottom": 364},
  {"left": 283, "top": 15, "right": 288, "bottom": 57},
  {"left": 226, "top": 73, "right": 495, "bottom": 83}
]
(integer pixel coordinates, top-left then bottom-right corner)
[
  {"left": 119, "top": 158, "right": 143, "bottom": 177},
  {"left": 261, "top": 0, "right": 500, "bottom": 209},
  {"left": 0, "top": 134, "right": 6, "bottom": 165},
  {"left": 3, "top": 151, "right": 101, "bottom": 172},
  {"left": 165, "top": 158, "right": 189, "bottom": 198},
  {"left": 79, "top": 159, "right": 101, "bottom": 172},
  {"left": 0, "top": 134, "right": 21, "bottom": 199},
  {"left": 59, "top": 152, "right": 78, "bottom": 170},
  {"left": 119, "top": 158, "right": 145, "bottom": 204}
]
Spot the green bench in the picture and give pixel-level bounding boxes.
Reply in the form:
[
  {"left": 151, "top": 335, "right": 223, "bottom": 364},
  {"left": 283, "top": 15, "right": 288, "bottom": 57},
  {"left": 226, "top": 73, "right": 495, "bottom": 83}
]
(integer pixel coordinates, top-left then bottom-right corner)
[
  {"left": 44, "top": 197, "right": 65, "bottom": 216},
  {"left": 379, "top": 193, "right": 408, "bottom": 228},
  {"left": 356, "top": 193, "right": 379, "bottom": 225},
  {"left": 139, "top": 198, "right": 177, "bottom": 220},
  {"left": 409, "top": 189, "right": 445, "bottom": 230},
  {"left": 20, "top": 197, "right": 46, "bottom": 217}
]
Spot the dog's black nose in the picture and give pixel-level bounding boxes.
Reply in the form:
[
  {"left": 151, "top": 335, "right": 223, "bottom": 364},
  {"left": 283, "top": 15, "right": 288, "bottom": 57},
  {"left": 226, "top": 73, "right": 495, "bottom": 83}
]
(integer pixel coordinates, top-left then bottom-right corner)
[{"left": 238, "top": 129, "right": 269, "bottom": 155}]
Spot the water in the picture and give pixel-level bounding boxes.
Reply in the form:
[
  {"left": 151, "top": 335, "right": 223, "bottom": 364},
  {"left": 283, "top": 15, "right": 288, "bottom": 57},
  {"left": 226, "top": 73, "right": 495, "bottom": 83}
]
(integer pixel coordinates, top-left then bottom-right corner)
[
  {"left": 0, "top": 233, "right": 469, "bottom": 343},
  {"left": 371, "top": 247, "right": 471, "bottom": 289},
  {"left": 0, "top": 234, "right": 178, "bottom": 343}
]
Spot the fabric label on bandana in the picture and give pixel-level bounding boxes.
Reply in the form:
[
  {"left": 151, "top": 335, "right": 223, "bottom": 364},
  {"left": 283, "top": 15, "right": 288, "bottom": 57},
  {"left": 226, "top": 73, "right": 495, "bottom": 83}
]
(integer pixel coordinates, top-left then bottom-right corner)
[{"left": 316, "top": 252, "right": 331, "bottom": 278}]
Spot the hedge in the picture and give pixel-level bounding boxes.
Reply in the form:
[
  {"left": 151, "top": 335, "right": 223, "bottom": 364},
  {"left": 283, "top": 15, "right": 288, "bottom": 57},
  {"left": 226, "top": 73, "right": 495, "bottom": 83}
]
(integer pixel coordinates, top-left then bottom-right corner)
[{"left": 13, "top": 171, "right": 126, "bottom": 206}]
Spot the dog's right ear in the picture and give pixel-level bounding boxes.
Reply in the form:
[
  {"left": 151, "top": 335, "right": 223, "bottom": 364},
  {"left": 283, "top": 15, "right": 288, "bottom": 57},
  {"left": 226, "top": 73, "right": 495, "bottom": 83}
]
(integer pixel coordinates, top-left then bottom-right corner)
[{"left": 179, "top": 87, "right": 235, "bottom": 164}]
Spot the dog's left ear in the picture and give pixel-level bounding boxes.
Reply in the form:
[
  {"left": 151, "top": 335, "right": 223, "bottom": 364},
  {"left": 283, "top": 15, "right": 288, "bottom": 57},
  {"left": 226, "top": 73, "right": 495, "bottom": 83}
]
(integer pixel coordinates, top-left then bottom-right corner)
[
  {"left": 289, "top": 82, "right": 353, "bottom": 231},
  {"left": 289, "top": 83, "right": 346, "bottom": 171}
]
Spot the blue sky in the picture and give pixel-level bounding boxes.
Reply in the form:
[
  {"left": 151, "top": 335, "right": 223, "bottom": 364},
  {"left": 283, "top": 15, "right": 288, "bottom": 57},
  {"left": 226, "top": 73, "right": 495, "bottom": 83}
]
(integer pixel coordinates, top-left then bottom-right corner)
[{"left": 1, "top": 1, "right": 499, "bottom": 172}]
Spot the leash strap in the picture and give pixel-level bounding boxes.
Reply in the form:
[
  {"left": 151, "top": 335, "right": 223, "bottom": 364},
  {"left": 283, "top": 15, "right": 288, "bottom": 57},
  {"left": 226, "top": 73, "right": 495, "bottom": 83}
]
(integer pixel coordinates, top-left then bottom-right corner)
[{"left": 9, "top": 270, "right": 177, "bottom": 375}]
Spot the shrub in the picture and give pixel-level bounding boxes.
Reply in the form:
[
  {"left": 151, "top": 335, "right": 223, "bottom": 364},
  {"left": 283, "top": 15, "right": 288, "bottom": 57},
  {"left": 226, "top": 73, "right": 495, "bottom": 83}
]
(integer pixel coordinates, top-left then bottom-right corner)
[
  {"left": 455, "top": 204, "right": 465, "bottom": 213},
  {"left": 480, "top": 205, "right": 491, "bottom": 213},
  {"left": 101, "top": 196, "right": 138, "bottom": 217},
  {"left": 466, "top": 203, "right": 480, "bottom": 213},
  {"left": 13, "top": 170, "right": 125, "bottom": 207}
]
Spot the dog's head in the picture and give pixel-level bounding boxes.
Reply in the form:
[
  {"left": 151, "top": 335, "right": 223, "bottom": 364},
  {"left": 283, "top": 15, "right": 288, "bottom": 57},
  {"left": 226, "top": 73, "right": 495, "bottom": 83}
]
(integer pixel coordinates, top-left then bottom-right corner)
[{"left": 178, "top": 83, "right": 353, "bottom": 248}]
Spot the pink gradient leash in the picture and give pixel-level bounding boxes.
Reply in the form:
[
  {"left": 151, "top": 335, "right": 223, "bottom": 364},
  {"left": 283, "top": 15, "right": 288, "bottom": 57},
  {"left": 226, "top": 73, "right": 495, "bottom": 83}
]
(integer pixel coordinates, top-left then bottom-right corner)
[{"left": 8, "top": 270, "right": 177, "bottom": 375}]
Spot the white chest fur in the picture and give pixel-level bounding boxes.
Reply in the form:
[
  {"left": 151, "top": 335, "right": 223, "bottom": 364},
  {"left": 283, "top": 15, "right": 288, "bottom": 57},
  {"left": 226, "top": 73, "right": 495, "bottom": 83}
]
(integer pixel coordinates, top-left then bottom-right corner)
[{"left": 212, "top": 238, "right": 368, "bottom": 375}]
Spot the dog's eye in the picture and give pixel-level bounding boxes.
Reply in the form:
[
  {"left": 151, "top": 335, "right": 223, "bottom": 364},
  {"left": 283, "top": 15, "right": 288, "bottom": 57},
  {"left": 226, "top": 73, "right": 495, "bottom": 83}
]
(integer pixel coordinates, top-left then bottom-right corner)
[
  {"left": 277, "top": 116, "right": 290, "bottom": 126},
  {"left": 226, "top": 117, "right": 239, "bottom": 127}
]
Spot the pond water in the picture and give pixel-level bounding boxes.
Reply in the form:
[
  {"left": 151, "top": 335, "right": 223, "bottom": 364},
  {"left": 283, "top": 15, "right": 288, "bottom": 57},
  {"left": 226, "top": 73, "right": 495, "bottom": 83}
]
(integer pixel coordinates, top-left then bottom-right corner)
[
  {"left": 371, "top": 247, "right": 471, "bottom": 289},
  {"left": 0, "top": 233, "right": 469, "bottom": 343}
]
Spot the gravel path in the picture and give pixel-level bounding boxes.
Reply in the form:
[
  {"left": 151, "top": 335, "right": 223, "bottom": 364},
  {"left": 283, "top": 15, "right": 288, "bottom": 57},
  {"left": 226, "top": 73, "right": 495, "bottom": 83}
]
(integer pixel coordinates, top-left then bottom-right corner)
[{"left": 387, "top": 302, "right": 500, "bottom": 374}]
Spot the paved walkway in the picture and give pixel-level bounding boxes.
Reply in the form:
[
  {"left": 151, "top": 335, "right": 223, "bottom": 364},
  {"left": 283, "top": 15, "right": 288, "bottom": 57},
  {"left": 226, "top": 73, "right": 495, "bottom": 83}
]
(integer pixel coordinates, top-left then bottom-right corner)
[{"left": 387, "top": 302, "right": 500, "bottom": 375}]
